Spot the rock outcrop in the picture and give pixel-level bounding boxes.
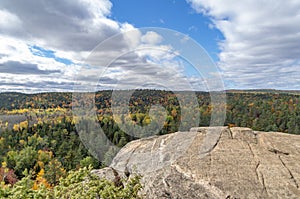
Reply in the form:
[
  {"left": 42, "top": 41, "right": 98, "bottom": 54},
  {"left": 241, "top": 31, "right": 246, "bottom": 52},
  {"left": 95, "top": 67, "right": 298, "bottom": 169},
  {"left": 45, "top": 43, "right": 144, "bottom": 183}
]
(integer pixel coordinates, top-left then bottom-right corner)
[{"left": 93, "top": 127, "right": 300, "bottom": 198}]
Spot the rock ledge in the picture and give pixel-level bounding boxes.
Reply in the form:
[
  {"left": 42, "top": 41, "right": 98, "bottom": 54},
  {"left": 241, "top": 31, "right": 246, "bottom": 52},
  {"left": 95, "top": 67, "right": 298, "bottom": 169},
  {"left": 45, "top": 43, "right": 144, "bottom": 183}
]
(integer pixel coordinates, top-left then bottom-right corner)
[{"left": 94, "top": 127, "right": 300, "bottom": 199}]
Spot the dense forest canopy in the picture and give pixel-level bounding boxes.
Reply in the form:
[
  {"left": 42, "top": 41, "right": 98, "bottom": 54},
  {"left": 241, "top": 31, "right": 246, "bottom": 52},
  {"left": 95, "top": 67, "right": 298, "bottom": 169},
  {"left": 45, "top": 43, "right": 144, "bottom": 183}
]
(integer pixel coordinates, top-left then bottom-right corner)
[
  {"left": 0, "top": 90, "right": 299, "bottom": 197},
  {"left": 0, "top": 90, "right": 299, "bottom": 133}
]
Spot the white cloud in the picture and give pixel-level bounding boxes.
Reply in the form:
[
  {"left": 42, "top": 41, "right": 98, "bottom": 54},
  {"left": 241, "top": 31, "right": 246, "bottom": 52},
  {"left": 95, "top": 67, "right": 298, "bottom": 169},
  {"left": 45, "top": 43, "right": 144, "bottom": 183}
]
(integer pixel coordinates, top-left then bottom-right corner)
[
  {"left": 187, "top": 0, "right": 300, "bottom": 89},
  {"left": 0, "top": 0, "right": 127, "bottom": 92},
  {"left": 0, "top": 0, "right": 123, "bottom": 61},
  {"left": 0, "top": 0, "right": 222, "bottom": 93},
  {"left": 0, "top": 36, "right": 67, "bottom": 72},
  {"left": 0, "top": 9, "right": 22, "bottom": 34},
  {"left": 73, "top": 26, "right": 219, "bottom": 92},
  {"left": 76, "top": 30, "right": 192, "bottom": 91},
  {"left": 141, "top": 31, "right": 163, "bottom": 45},
  {"left": 121, "top": 24, "right": 142, "bottom": 49}
]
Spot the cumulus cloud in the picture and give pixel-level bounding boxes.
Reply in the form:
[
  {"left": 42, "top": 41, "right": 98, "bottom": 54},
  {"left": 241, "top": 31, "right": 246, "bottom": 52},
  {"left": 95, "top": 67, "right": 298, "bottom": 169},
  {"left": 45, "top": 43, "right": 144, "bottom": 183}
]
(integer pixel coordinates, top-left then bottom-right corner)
[
  {"left": 75, "top": 29, "right": 192, "bottom": 91},
  {"left": 0, "top": 0, "right": 127, "bottom": 92},
  {"left": 0, "top": 72, "right": 75, "bottom": 93},
  {"left": 0, "top": 9, "right": 22, "bottom": 35},
  {"left": 187, "top": 0, "right": 300, "bottom": 89},
  {"left": 141, "top": 31, "right": 163, "bottom": 45},
  {"left": 74, "top": 28, "right": 220, "bottom": 92},
  {"left": 0, "top": 0, "right": 221, "bottom": 93},
  {"left": 0, "top": 0, "right": 118, "bottom": 52},
  {"left": 0, "top": 35, "right": 75, "bottom": 77},
  {"left": 0, "top": 61, "right": 60, "bottom": 75}
]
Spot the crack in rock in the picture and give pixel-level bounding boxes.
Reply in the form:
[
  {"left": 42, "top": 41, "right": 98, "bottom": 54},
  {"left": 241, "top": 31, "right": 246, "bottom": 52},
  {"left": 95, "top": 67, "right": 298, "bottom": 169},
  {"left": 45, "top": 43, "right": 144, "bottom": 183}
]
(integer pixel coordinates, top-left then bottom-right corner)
[
  {"left": 125, "top": 143, "right": 142, "bottom": 171},
  {"left": 260, "top": 171, "right": 268, "bottom": 195},
  {"left": 228, "top": 127, "right": 233, "bottom": 139},
  {"left": 247, "top": 142, "right": 268, "bottom": 196},
  {"left": 278, "top": 155, "right": 299, "bottom": 189},
  {"left": 255, "top": 162, "right": 260, "bottom": 181},
  {"left": 199, "top": 128, "right": 223, "bottom": 158},
  {"left": 268, "top": 148, "right": 289, "bottom": 155}
]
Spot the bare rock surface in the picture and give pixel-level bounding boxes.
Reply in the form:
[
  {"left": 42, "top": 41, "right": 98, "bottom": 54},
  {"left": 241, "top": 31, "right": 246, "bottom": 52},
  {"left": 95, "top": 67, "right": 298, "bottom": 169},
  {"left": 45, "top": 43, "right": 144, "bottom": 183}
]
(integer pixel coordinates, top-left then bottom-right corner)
[{"left": 93, "top": 127, "right": 300, "bottom": 198}]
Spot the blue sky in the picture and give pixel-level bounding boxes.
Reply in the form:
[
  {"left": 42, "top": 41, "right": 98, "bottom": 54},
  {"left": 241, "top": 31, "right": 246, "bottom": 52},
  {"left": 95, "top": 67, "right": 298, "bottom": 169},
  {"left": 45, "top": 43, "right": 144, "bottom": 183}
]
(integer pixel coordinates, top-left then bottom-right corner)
[
  {"left": 0, "top": 0, "right": 299, "bottom": 92},
  {"left": 110, "top": 0, "right": 223, "bottom": 61},
  {"left": 29, "top": 45, "right": 73, "bottom": 65}
]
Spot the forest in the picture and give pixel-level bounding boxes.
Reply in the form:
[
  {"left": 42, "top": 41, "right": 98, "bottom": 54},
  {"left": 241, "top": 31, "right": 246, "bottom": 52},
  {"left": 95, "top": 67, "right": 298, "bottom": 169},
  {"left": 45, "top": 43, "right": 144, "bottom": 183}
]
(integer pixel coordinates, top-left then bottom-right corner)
[{"left": 0, "top": 90, "right": 299, "bottom": 198}]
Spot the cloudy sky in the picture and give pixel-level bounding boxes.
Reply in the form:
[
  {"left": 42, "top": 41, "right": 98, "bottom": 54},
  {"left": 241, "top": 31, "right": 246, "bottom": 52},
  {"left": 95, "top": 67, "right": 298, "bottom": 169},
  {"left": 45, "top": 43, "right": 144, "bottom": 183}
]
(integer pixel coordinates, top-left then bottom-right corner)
[{"left": 0, "top": 0, "right": 299, "bottom": 93}]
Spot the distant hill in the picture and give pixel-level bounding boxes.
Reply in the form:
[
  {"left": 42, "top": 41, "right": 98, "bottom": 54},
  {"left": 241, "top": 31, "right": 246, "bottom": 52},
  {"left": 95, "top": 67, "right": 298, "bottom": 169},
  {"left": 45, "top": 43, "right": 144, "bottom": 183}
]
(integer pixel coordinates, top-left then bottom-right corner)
[{"left": 226, "top": 89, "right": 300, "bottom": 95}]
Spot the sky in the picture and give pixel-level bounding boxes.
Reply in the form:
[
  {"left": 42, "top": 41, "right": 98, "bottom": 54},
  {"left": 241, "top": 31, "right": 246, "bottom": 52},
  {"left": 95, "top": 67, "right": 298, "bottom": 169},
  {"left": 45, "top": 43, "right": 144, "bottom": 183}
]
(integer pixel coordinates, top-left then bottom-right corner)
[{"left": 0, "top": 0, "right": 300, "bottom": 93}]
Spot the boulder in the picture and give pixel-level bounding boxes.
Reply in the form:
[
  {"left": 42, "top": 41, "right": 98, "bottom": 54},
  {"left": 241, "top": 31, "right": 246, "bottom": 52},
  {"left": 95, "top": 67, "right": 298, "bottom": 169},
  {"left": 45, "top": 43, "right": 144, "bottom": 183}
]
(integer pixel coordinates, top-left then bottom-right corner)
[{"left": 94, "top": 127, "right": 300, "bottom": 198}]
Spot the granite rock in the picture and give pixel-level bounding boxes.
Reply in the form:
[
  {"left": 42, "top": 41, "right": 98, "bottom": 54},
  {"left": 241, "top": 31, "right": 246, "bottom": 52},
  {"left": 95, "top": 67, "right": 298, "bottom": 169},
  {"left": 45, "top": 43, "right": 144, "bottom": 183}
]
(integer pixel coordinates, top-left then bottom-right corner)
[{"left": 94, "top": 127, "right": 300, "bottom": 198}]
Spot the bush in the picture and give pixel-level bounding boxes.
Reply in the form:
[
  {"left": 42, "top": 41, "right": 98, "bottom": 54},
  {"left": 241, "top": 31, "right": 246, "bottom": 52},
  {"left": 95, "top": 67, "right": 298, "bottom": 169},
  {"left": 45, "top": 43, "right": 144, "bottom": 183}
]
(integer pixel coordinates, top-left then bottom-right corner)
[{"left": 0, "top": 166, "right": 143, "bottom": 199}]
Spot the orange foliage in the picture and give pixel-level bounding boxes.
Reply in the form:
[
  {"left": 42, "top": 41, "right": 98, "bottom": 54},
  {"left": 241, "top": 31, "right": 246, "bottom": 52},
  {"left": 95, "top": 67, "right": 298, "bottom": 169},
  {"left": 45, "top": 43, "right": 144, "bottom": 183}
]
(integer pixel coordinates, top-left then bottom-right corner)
[{"left": 33, "top": 169, "right": 51, "bottom": 190}]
